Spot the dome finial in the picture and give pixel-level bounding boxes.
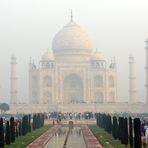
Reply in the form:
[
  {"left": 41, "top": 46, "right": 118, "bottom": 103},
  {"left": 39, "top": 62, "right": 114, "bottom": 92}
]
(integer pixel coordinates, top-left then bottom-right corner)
[{"left": 70, "top": 9, "right": 73, "bottom": 22}]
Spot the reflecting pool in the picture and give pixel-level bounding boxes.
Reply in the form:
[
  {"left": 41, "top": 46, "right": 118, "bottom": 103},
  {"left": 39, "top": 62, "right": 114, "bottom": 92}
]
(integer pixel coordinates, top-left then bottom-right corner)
[{"left": 44, "top": 126, "right": 86, "bottom": 148}]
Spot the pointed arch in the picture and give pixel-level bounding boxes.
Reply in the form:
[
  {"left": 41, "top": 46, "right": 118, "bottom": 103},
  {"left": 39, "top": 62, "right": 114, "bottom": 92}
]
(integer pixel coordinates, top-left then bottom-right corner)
[
  {"left": 109, "top": 91, "right": 115, "bottom": 102},
  {"left": 43, "top": 91, "right": 52, "bottom": 103},
  {"left": 94, "top": 91, "right": 104, "bottom": 103},
  {"left": 63, "top": 74, "right": 83, "bottom": 103},
  {"left": 32, "top": 76, "right": 38, "bottom": 87},
  {"left": 109, "top": 75, "right": 114, "bottom": 88},
  {"left": 94, "top": 75, "right": 103, "bottom": 87},
  {"left": 43, "top": 75, "right": 52, "bottom": 87}
]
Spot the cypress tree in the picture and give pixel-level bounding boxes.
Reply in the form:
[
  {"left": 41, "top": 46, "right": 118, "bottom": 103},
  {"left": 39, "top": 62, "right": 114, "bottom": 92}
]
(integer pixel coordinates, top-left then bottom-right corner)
[
  {"left": 35, "top": 114, "right": 37, "bottom": 129},
  {"left": 118, "top": 117, "right": 121, "bottom": 140},
  {"left": 32, "top": 114, "right": 35, "bottom": 130},
  {"left": 97, "top": 113, "right": 100, "bottom": 126},
  {"left": 10, "top": 117, "right": 15, "bottom": 143},
  {"left": 22, "top": 117, "right": 24, "bottom": 135},
  {"left": 104, "top": 114, "right": 107, "bottom": 131},
  {"left": 112, "top": 116, "right": 115, "bottom": 138},
  {"left": 26, "top": 115, "right": 29, "bottom": 133},
  {"left": 108, "top": 115, "right": 112, "bottom": 134},
  {"left": 100, "top": 114, "right": 103, "bottom": 128},
  {"left": 15, "top": 123, "right": 18, "bottom": 138},
  {"left": 18, "top": 121, "right": 22, "bottom": 136},
  {"left": 26, "top": 115, "right": 28, "bottom": 132},
  {"left": 97, "top": 113, "right": 100, "bottom": 127},
  {"left": 22, "top": 116, "right": 25, "bottom": 135},
  {"left": 37, "top": 114, "right": 40, "bottom": 128},
  {"left": 96, "top": 114, "right": 98, "bottom": 126},
  {"left": 28, "top": 114, "right": 31, "bottom": 133},
  {"left": 22, "top": 115, "right": 29, "bottom": 135},
  {"left": 38, "top": 114, "right": 41, "bottom": 128},
  {"left": 5, "top": 121, "right": 11, "bottom": 145},
  {"left": 42, "top": 114, "right": 44, "bottom": 127},
  {"left": 32, "top": 114, "right": 36, "bottom": 130},
  {"left": 134, "top": 118, "right": 142, "bottom": 148},
  {"left": 124, "top": 117, "right": 128, "bottom": 145},
  {"left": 129, "top": 117, "right": 133, "bottom": 147},
  {"left": 112, "top": 116, "right": 118, "bottom": 139},
  {"left": 115, "top": 116, "right": 118, "bottom": 139},
  {"left": 121, "top": 117, "right": 124, "bottom": 144},
  {"left": 101, "top": 113, "right": 103, "bottom": 128},
  {"left": 0, "top": 118, "right": 4, "bottom": 147}
]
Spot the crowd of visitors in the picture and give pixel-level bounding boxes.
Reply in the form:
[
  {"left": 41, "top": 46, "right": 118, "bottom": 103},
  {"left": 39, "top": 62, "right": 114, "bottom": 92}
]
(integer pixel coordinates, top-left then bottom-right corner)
[{"left": 44, "top": 112, "right": 94, "bottom": 124}]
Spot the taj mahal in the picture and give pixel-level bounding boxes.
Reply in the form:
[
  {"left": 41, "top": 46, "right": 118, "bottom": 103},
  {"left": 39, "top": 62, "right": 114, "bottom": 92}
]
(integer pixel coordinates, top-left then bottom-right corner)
[
  {"left": 9, "top": 13, "right": 148, "bottom": 113},
  {"left": 29, "top": 14, "right": 117, "bottom": 105}
]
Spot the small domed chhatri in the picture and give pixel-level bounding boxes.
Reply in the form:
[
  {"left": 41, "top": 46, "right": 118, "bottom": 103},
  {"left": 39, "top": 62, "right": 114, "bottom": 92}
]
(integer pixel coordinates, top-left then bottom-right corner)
[
  {"left": 42, "top": 49, "right": 55, "bottom": 61},
  {"left": 92, "top": 49, "right": 106, "bottom": 61}
]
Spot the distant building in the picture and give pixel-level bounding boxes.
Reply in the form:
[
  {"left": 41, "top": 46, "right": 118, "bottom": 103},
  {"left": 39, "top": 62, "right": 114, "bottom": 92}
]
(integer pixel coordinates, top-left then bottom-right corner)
[
  {"left": 29, "top": 15, "right": 117, "bottom": 105},
  {"left": 10, "top": 14, "right": 146, "bottom": 114}
]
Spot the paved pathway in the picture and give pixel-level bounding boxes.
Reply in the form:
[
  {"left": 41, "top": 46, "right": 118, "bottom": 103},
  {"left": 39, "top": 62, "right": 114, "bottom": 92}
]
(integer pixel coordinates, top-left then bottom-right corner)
[
  {"left": 26, "top": 120, "right": 103, "bottom": 148},
  {"left": 26, "top": 124, "right": 60, "bottom": 148},
  {"left": 81, "top": 125, "right": 103, "bottom": 148}
]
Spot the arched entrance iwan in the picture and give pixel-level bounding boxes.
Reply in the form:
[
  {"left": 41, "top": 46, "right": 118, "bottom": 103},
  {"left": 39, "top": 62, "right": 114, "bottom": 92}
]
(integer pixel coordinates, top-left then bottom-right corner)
[{"left": 63, "top": 74, "right": 83, "bottom": 103}]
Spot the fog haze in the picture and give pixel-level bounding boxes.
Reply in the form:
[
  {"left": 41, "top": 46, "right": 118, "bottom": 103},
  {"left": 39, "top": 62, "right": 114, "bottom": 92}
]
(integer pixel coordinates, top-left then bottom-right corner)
[{"left": 0, "top": 0, "right": 147, "bottom": 103}]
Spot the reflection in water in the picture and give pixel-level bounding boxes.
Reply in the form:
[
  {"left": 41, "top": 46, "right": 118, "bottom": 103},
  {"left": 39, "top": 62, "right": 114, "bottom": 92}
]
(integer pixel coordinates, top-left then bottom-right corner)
[
  {"left": 66, "top": 126, "right": 85, "bottom": 148},
  {"left": 44, "top": 126, "right": 86, "bottom": 148}
]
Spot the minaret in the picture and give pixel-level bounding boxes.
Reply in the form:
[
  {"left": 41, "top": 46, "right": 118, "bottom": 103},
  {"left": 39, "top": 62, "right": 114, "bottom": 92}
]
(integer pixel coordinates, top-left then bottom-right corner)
[
  {"left": 10, "top": 56, "right": 18, "bottom": 104},
  {"left": 145, "top": 38, "right": 148, "bottom": 104},
  {"left": 70, "top": 9, "right": 73, "bottom": 22},
  {"left": 129, "top": 54, "right": 137, "bottom": 103}
]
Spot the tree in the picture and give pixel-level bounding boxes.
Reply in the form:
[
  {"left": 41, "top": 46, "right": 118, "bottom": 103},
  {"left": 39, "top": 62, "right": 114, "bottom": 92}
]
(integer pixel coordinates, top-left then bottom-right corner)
[
  {"left": 5, "top": 121, "right": 11, "bottom": 145},
  {"left": 123, "top": 117, "right": 128, "bottom": 145},
  {"left": 120, "top": 117, "right": 124, "bottom": 144},
  {"left": 10, "top": 117, "right": 15, "bottom": 142},
  {"left": 118, "top": 117, "right": 122, "bottom": 140},
  {"left": 15, "top": 123, "right": 18, "bottom": 138},
  {"left": 32, "top": 114, "right": 36, "bottom": 130},
  {"left": 112, "top": 116, "right": 118, "bottom": 139},
  {"left": 28, "top": 114, "right": 31, "bottom": 133},
  {"left": 0, "top": 103, "right": 9, "bottom": 114},
  {"left": 40, "top": 114, "right": 44, "bottom": 127},
  {"left": 134, "top": 118, "right": 142, "bottom": 148},
  {"left": 22, "top": 115, "right": 29, "bottom": 136},
  {"left": 0, "top": 118, "right": 4, "bottom": 147},
  {"left": 129, "top": 117, "right": 133, "bottom": 147},
  {"left": 18, "top": 121, "right": 22, "bottom": 136},
  {"left": 107, "top": 114, "right": 112, "bottom": 134}
]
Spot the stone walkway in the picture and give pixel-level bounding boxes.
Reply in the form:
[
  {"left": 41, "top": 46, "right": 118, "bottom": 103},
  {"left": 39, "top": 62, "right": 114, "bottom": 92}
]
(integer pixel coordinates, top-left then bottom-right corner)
[
  {"left": 26, "top": 124, "right": 60, "bottom": 148},
  {"left": 81, "top": 125, "right": 103, "bottom": 148},
  {"left": 26, "top": 121, "right": 103, "bottom": 148}
]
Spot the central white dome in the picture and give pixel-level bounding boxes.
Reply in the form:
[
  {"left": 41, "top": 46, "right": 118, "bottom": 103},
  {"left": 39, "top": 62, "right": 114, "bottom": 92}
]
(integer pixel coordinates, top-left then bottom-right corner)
[{"left": 52, "top": 20, "right": 93, "bottom": 54}]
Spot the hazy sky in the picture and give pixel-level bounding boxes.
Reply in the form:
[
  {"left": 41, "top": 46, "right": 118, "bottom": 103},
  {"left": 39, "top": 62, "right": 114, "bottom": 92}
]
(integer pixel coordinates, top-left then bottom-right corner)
[{"left": 0, "top": 0, "right": 148, "bottom": 103}]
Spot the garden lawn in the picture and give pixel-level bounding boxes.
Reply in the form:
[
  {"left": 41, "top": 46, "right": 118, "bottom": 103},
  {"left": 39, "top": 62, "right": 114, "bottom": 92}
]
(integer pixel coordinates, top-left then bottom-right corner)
[
  {"left": 89, "top": 125, "right": 130, "bottom": 148},
  {"left": 5, "top": 125, "right": 52, "bottom": 148}
]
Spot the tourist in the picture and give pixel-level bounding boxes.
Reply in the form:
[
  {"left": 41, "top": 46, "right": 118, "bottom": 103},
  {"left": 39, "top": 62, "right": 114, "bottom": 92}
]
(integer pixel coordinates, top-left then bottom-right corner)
[
  {"left": 145, "top": 128, "right": 148, "bottom": 142},
  {"left": 144, "top": 124, "right": 148, "bottom": 136},
  {"left": 52, "top": 119, "right": 55, "bottom": 125}
]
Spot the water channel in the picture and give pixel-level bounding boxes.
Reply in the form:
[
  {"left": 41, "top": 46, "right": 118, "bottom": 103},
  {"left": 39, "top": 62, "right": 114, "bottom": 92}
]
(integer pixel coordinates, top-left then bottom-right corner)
[{"left": 44, "top": 125, "right": 86, "bottom": 148}]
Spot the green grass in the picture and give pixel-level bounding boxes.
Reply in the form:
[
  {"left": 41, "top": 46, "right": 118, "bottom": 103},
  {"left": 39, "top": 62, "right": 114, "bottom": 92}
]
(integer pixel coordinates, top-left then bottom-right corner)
[
  {"left": 89, "top": 125, "right": 130, "bottom": 148},
  {"left": 5, "top": 125, "right": 52, "bottom": 148}
]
